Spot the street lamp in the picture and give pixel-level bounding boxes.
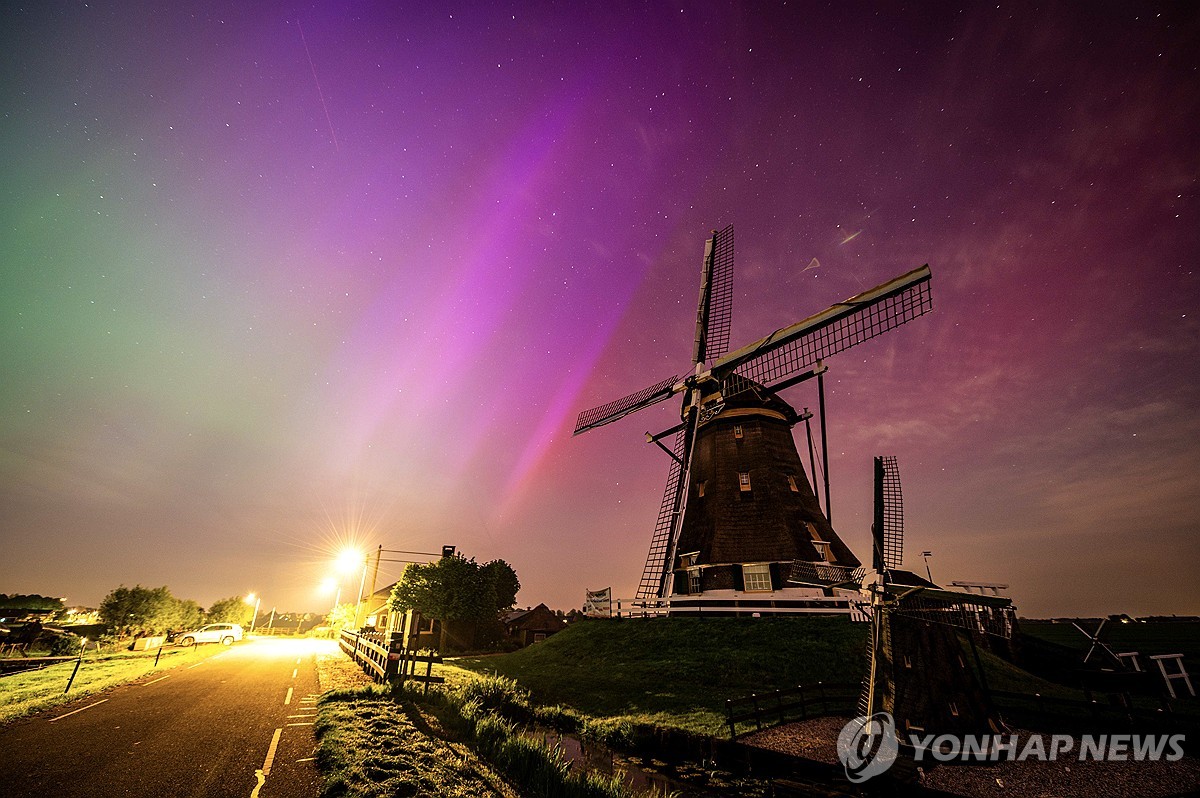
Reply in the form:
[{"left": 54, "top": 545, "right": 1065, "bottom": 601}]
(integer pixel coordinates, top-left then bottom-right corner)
[
  {"left": 320, "top": 577, "right": 342, "bottom": 615},
  {"left": 245, "top": 593, "right": 261, "bottom": 633}
]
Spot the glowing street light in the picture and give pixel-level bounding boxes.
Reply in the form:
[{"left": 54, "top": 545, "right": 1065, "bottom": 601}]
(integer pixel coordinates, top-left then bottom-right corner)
[
  {"left": 320, "top": 577, "right": 342, "bottom": 613},
  {"left": 245, "top": 593, "right": 261, "bottom": 633},
  {"left": 335, "top": 547, "right": 365, "bottom": 575}
]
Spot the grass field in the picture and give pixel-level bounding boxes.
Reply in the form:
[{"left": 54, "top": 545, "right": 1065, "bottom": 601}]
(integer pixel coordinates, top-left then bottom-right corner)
[
  {"left": 1020, "top": 620, "right": 1200, "bottom": 667},
  {"left": 0, "top": 644, "right": 227, "bottom": 724},
  {"left": 451, "top": 616, "right": 868, "bottom": 736}
]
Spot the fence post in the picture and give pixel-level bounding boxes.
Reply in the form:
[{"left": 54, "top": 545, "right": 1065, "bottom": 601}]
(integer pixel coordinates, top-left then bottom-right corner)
[
  {"left": 752, "top": 694, "right": 762, "bottom": 730},
  {"left": 798, "top": 685, "right": 807, "bottom": 719},
  {"left": 423, "top": 657, "right": 434, "bottom": 696},
  {"left": 63, "top": 640, "right": 86, "bottom": 694}
]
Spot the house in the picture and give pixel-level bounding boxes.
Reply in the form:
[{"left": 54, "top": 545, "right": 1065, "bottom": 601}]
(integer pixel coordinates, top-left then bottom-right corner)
[
  {"left": 359, "top": 581, "right": 398, "bottom": 633},
  {"left": 503, "top": 604, "right": 566, "bottom": 647}
]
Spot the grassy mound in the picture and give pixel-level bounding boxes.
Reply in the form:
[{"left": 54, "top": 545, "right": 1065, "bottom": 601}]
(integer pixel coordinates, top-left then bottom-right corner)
[{"left": 452, "top": 616, "right": 868, "bottom": 735}]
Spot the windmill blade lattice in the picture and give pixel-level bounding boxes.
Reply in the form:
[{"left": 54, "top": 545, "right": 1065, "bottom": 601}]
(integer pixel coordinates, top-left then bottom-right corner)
[
  {"left": 880, "top": 455, "right": 904, "bottom": 569},
  {"left": 635, "top": 428, "right": 688, "bottom": 600},
  {"left": 574, "top": 374, "right": 680, "bottom": 436},
  {"left": 719, "top": 266, "right": 931, "bottom": 397},
  {"left": 695, "top": 224, "right": 735, "bottom": 363}
]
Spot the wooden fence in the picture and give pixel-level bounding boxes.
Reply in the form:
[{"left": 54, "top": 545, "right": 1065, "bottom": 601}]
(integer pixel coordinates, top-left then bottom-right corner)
[
  {"left": 724, "top": 681, "right": 859, "bottom": 739},
  {"left": 339, "top": 630, "right": 391, "bottom": 682},
  {"left": 338, "top": 629, "right": 444, "bottom": 691},
  {"left": 990, "top": 689, "right": 1200, "bottom": 736}
]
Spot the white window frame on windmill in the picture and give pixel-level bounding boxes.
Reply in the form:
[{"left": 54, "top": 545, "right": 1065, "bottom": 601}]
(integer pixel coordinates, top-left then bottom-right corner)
[
  {"left": 733, "top": 424, "right": 744, "bottom": 439},
  {"left": 742, "top": 563, "right": 773, "bottom": 592},
  {"left": 738, "top": 471, "right": 751, "bottom": 492},
  {"left": 811, "top": 540, "right": 831, "bottom": 562},
  {"left": 688, "top": 567, "right": 702, "bottom": 595}
]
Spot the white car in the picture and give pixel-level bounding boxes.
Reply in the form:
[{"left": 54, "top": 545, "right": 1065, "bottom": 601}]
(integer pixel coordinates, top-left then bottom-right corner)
[{"left": 176, "top": 623, "right": 243, "bottom": 646}]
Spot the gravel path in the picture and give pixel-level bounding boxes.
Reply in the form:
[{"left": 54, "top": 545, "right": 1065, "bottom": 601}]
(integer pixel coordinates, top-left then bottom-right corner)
[{"left": 741, "top": 717, "right": 1200, "bottom": 797}]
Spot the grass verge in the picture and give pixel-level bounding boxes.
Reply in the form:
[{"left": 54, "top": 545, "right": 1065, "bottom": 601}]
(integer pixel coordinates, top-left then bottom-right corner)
[
  {"left": 0, "top": 644, "right": 228, "bottom": 724},
  {"left": 315, "top": 686, "right": 519, "bottom": 798},
  {"left": 316, "top": 679, "right": 648, "bottom": 798}
]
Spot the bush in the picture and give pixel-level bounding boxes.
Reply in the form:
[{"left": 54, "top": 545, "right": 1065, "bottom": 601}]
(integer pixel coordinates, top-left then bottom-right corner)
[
  {"left": 452, "top": 673, "right": 529, "bottom": 718},
  {"left": 49, "top": 633, "right": 83, "bottom": 656}
]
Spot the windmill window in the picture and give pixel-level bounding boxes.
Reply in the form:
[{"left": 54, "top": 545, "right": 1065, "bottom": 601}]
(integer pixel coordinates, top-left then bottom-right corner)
[
  {"left": 738, "top": 472, "right": 751, "bottom": 492},
  {"left": 742, "top": 563, "right": 772, "bottom": 592},
  {"left": 678, "top": 552, "right": 698, "bottom": 569},
  {"left": 688, "top": 568, "right": 702, "bottom": 595},
  {"left": 903, "top": 654, "right": 913, "bottom": 669},
  {"left": 697, "top": 481, "right": 706, "bottom": 498},
  {"left": 787, "top": 474, "right": 799, "bottom": 492},
  {"left": 733, "top": 424, "right": 744, "bottom": 439},
  {"left": 949, "top": 702, "right": 959, "bottom": 717},
  {"left": 812, "top": 541, "right": 830, "bottom": 561}
]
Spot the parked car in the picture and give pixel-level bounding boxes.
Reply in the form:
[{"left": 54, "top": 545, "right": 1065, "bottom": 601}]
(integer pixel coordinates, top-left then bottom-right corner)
[{"left": 176, "top": 623, "right": 243, "bottom": 646}]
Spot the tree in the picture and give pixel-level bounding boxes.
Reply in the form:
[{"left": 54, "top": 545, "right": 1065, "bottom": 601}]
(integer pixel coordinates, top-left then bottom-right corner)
[
  {"left": 0, "top": 594, "right": 65, "bottom": 612},
  {"left": 388, "top": 555, "right": 520, "bottom": 652},
  {"left": 99, "top": 585, "right": 176, "bottom": 636},
  {"left": 207, "top": 596, "right": 254, "bottom": 625},
  {"left": 325, "top": 602, "right": 357, "bottom": 631},
  {"left": 165, "top": 598, "right": 205, "bottom": 630},
  {"left": 389, "top": 555, "right": 520, "bottom": 623}
]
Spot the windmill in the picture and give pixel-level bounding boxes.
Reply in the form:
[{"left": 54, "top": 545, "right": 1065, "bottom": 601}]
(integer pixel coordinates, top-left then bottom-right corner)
[
  {"left": 573, "top": 224, "right": 933, "bottom": 610},
  {"left": 848, "top": 456, "right": 1015, "bottom": 737}
]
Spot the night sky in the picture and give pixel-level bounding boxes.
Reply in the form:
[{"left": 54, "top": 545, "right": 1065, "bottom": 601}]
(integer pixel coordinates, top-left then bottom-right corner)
[{"left": 2, "top": 2, "right": 1197, "bottom": 619}]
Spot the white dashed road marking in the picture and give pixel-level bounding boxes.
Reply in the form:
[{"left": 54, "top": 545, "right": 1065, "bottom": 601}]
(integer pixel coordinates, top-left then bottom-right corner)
[{"left": 49, "top": 700, "right": 108, "bottom": 722}]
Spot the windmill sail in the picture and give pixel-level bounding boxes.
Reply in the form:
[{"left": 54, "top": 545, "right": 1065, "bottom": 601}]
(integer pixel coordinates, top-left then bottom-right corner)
[
  {"left": 635, "top": 428, "right": 688, "bottom": 600},
  {"left": 574, "top": 374, "right": 680, "bottom": 436},
  {"left": 879, "top": 455, "right": 904, "bottom": 569},
  {"left": 693, "top": 224, "right": 735, "bottom": 364},
  {"left": 718, "top": 265, "right": 931, "bottom": 397}
]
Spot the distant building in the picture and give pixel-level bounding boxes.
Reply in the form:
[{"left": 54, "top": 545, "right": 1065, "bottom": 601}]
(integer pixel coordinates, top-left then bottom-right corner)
[{"left": 503, "top": 604, "right": 567, "bottom": 647}]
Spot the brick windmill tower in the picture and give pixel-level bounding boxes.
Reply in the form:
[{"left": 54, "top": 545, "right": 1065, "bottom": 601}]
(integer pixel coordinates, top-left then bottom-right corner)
[{"left": 574, "top": 225, "right": 933, "bottom": 614}]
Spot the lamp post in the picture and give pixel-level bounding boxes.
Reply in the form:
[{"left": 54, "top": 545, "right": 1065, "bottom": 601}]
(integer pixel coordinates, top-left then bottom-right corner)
[{"left": 246, "top": 593, "right": 261, "bottom": 633}]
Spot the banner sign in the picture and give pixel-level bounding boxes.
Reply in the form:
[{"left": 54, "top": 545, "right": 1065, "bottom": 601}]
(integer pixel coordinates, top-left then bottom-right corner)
[{"left": 584, "top": 587, "right": 612, "bottom": 618}]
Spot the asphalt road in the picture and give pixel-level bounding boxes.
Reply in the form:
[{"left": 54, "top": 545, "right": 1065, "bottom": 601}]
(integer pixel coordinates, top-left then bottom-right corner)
[{"left": 0, "top": 637, "right": 327, "bottom": 798}]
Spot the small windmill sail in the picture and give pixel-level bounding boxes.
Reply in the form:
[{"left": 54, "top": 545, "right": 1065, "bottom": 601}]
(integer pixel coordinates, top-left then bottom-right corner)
[{"left": 859, "top": 456, "right": 1016, "bottom": 736}]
